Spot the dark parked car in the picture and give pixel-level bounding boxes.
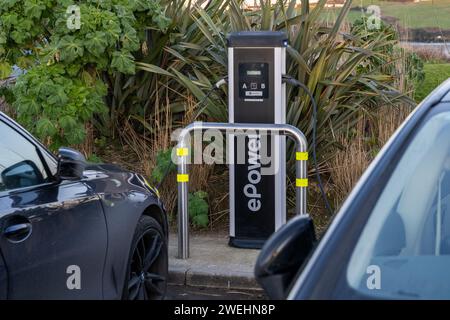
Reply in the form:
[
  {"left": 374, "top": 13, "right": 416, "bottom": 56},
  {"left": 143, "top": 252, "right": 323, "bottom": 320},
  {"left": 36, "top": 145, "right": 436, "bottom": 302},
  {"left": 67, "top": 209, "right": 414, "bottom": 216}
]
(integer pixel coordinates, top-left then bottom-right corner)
[
  {"left": 0, "top": 112, "right": 168, "bottom": 300},
  {"left": 255, "top": 78, "right": 450, "bottom": 300}
]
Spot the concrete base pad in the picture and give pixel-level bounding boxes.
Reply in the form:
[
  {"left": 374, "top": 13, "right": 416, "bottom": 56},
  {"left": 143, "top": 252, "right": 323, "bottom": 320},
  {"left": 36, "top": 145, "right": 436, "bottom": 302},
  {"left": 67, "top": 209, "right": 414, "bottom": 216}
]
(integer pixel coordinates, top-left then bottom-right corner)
[{"left": 168, "top": 233, "right": 263, "bottom": 291}]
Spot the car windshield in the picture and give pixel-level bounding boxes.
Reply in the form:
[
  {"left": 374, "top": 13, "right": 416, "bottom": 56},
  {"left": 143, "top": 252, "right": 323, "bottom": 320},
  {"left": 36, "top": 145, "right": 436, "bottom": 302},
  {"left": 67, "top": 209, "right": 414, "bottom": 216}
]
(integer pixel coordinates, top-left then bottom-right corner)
[{"left": 347, "top": 111, "right": 450, "bottom": 299}]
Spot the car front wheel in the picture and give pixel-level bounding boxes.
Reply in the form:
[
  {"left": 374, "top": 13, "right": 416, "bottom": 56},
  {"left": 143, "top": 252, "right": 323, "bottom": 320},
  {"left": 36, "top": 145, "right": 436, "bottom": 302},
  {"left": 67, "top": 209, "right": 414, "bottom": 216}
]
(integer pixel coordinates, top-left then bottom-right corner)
[{"left": 123, "top": 215, "right": 168, "bottom": 300}]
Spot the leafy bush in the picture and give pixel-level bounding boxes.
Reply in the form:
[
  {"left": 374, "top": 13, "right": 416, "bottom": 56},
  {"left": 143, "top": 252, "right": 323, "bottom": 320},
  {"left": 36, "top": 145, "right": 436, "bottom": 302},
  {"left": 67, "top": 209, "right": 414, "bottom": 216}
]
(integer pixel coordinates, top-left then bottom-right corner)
[
  {"left": 352, "top": 17, "right": 424, "bottom": 89},
  {"left": 0, "top": 0, "right": 170, "bottom": 149},
  {"left": 13, "top": 64, "right": 106, "bottom": 148},
  {"left": 188, "top": 191, "right": 209, "bottom": 228},
  {"left": 151, "top": 148, "right": 176, "bottom": 184}
]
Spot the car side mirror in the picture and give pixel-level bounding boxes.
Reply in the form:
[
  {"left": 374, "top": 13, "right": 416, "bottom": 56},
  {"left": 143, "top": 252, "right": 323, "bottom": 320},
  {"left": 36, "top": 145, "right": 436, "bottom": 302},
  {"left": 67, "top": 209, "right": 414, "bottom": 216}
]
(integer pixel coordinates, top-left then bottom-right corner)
[
  {"left": 1, "top": 160, "right": 45, "bottom": 190},
  {"left": 57, "top": 147, "right": 86, "bottom": 180},
  {"left": 254, "top": 215, "right": 316, "bottom": 300}
]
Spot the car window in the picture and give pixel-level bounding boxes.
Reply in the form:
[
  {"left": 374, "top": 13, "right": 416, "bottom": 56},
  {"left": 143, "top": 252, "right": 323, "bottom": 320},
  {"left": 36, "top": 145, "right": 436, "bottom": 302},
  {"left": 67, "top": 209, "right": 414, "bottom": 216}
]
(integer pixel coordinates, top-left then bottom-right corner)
[
  {"left": 0, "top": 121, "right": 49, "bottom": 192},
  {"left": 346, "top": 111, "right": 450, "bottom": 299},
  {"left": 40, "top": 147, "right": 58, "bottom": 176}
]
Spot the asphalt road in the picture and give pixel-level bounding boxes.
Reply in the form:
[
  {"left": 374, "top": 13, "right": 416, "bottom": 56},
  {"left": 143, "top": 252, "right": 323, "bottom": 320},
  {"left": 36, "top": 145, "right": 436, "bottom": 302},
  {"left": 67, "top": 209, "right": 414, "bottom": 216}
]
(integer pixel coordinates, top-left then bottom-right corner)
[{"left": 166, "top": 285, "right": 266, "bottom": 300}]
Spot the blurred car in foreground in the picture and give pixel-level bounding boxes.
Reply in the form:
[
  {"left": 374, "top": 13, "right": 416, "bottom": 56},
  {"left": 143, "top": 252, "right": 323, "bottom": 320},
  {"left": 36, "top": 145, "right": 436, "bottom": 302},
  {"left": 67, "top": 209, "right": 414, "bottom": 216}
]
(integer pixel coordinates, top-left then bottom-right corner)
[{"left": 255, "top": 78, "right": 450, "bottom": 300}]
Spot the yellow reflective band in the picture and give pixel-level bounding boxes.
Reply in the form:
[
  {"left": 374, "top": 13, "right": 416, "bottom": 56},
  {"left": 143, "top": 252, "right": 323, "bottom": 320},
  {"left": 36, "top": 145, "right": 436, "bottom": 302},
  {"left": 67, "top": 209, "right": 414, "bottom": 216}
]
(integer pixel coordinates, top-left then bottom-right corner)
[
  {"left": 296, "top": 178, "right": 308, "bottom": 187},
  {"left": 177, "top": 147, "right": 189, "bottom": 157},
  {"left": 177, "top": 174, "right": 189, "bottom": 183},
  {"left": 296, "top": 152, "right": 308, "bottom": 161},
  {"left": 143, "top": 177, "right": 160, "bottom": 198}
]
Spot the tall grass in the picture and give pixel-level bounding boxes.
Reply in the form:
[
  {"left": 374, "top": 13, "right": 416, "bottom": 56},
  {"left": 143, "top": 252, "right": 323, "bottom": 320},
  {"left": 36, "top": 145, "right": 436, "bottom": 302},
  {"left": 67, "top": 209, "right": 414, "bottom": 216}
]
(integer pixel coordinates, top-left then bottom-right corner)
[{"left": 329, "top": 103, "right": 413, "bottom": 212}]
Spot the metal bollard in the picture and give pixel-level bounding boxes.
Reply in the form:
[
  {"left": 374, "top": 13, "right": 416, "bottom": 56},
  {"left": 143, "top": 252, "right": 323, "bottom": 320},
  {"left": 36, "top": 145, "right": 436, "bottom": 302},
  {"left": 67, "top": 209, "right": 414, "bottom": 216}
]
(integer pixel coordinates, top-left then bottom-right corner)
[{"left": 176, "top": 122, "right": 308, "bottom": 259}]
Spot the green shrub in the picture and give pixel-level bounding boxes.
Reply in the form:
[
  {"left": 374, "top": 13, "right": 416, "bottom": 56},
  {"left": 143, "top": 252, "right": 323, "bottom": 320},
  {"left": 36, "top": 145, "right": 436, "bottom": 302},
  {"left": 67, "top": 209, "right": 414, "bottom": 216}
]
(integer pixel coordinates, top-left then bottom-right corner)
[
  {"left": 352, "top": 17, "right": 424, "bottom": 90},
  {"left": 151, "top": 148, "right": 176, "bottom": 184},
  {"left": 188, "top": 191, "right": 209, "bottom": 228},
  {"left": 12, "top": 64, "right": 107, "bottom": 149},
  {"left": 0, "top": 0, "right": 170, "bottom": 149}
]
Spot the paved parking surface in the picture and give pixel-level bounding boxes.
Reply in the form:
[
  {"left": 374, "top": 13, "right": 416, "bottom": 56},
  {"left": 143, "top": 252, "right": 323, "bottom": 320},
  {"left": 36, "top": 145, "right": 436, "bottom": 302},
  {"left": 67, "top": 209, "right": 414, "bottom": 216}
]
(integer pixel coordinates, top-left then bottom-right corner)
[
  {"left": 169, "top": 233, "right": 261, "bottom": 290},
  {"left": 166, "top": 284, "right": 266, "bottom": 300}
]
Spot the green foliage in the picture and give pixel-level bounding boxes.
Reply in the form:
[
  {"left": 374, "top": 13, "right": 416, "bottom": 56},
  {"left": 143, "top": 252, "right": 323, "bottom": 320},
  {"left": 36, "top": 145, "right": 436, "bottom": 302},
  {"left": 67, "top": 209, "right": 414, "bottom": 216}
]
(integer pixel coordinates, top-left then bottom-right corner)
[
  {"left": 0, "top": 0, "right": 170, "bottom": 149},
  {"left": 12, "top": 64, "right": 107, "bottom": 149},
  {"left": 151, "top": 148, "right": 176, "bottom": 184},
  {"left": 158, "top": 0, "right": 416, "bottom": 169},
  {"left": 414, "top": 63, "right": 450, "bottom": 102},
  {"left": 87, "top": 153, "right": 102, "bottom": 163},
  {"left": 352, "top": 17, "right": 425, "bottom": 90},
  {"left": 351, "top": 17, "right": 398, "bottom": 74},
  {"left": 188, "top": 191, "right": 209, "bottom": 228},
  {"left": 406, "top": 52, "right": 425, "bottom": 85},
  {"left": 0, "top": 61, "right": 11, "bottom": 78},
  {"left": 0, "top": 85, "right": 15, "bottom": 105},
  {"left": 106, "top": 0, "right": 230, "bottom": 134}
]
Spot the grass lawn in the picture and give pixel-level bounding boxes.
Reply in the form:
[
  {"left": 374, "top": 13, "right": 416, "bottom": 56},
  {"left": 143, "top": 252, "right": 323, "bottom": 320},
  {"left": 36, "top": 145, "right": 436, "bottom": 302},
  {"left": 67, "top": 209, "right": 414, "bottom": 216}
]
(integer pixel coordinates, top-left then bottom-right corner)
[
  {"left": 415, "top": 63, "right": 450, "bottom": 102},
  {"left": 321, "top": 0, "right": 450, "bottom": 29}
]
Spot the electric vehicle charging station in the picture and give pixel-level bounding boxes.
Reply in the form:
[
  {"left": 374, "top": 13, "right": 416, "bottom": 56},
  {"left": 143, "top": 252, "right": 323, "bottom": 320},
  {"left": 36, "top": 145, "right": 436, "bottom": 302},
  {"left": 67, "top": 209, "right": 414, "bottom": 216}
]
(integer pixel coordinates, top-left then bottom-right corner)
[
  {"left": 175, "top": 31, "right": 309, "bottom": 259},
  {"left": 227, "top": 31, "right": 288, "bottom": 248}
]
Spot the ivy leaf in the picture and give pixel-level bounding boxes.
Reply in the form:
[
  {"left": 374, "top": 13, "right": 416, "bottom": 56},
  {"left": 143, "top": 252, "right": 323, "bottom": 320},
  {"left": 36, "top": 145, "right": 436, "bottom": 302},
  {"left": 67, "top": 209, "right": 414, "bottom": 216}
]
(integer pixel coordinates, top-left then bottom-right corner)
[
  {"left": 66, "top": 63, "right": 81, "bottom": 76},
  {"left": 16, "top": 56, "right": 35, "bottom": 69},
  {"left": 15, "top": 18, "right": 33, "bottom": 34},
  {"left": 36, "top": 117, "right": 57, "bottom": 138},
  {"left": 153, "top": 13, "right": 171, "bottom": 32},
  {"left": 85, "top": 31, "right": 108, "bottom": 57},
  {"left": 59, "top": 115, "right": 78, "bottom": 131},
  {"left": 120, "top": 28, "right": 140, "bottom": 52},
  {"left": 14, "top": 96, "right": 40, "bottom": 114},
  {"left": 11, "top": 30, "right": 28, "bottom": 44},
  {"left": 133, "top": 0, "right": 151, "bottom": 11},
  {"left": 111, "top": 50, "right": 135, "bottom": 74},
  {"left": 102, "top": 18, "right": 121, "bottom": 43},
  {"left": 0, "top": 61, "right": 12, "bottom": 79},
  {"left": 0, "top": 32, "right": 7, "bottom": 44},
  {"left": 2, "top": 0, "right": 19, "bottom": 10},
  {"left": 24, "top": 0, "right": 46, "bottom": 19},
  {"left": 59, "top": 36, "right": 84, "bottom": 63},
  {"left": 2, "top": 13, "right": 18, "bottom": 29},
  {"left": 47, "top": 86, "right": 68, "bottom": 105},
  {"left": 65, "top": 123, "right": 86, "bottom": 145}
]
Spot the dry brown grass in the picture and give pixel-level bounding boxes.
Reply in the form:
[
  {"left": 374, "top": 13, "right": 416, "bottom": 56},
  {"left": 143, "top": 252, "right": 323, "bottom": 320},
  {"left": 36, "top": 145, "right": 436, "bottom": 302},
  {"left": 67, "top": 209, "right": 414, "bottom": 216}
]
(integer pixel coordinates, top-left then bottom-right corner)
[
  {"left": 76, "top": 122, "right": 94, "bottom": 157},
  {"left": 105, "top": 93, "right": 217, "bottom": 224},
  {"left": 329, "top": 116, "right": 371, "bottom": 208},
  {"left": 328, "top": 103, "right": 413, "bottom": 210},
  {"left": 0, "top": 97, "right": 14, "bottom": 116},
  {"left": 376, "top": 104, "right": 413, "bottom": 146}
]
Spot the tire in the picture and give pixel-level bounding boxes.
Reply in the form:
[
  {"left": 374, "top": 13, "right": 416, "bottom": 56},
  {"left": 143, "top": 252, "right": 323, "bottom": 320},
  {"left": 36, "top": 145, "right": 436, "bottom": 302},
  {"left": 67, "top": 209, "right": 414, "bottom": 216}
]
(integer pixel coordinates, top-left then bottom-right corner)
[{"left": 122, "top": 216, "right": 168, "bottom": 300}]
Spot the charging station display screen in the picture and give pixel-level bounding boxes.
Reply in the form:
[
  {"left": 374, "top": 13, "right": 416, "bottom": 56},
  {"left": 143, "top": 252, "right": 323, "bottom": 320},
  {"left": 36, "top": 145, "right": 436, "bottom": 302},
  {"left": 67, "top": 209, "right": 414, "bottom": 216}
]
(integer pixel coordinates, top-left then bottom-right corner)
[
  {"left": 238, "top": 63, "right": 269, "bottom": 100},
  {"left": 246, "top": 70, "right": 261, "bottom": 76}
]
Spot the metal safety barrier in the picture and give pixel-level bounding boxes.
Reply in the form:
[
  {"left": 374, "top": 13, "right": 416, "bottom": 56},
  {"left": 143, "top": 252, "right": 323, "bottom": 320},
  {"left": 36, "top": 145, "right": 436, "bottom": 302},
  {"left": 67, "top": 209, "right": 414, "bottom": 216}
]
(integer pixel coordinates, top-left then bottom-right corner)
[{"left": 176, "top": 122, "right": 308, "bottom": 259}]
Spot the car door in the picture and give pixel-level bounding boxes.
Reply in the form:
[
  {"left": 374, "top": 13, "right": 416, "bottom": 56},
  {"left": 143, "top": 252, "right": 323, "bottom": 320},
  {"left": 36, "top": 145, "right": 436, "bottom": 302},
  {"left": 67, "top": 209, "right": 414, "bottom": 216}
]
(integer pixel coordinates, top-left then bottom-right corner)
[
  {"left": 0, "top": 117, "right": 108, "bottom": 299},
  {"left": 0, "top": 250, "right": 6, "bottom": 299}
]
